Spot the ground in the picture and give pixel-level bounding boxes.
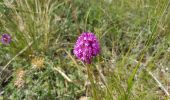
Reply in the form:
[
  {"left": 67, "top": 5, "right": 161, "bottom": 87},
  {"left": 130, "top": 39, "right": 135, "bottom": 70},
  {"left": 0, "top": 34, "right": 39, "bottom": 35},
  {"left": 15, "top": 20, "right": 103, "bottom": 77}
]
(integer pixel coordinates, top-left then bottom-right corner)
[{"left": 0, "top": 0, "right": 170, "bottom": 99}]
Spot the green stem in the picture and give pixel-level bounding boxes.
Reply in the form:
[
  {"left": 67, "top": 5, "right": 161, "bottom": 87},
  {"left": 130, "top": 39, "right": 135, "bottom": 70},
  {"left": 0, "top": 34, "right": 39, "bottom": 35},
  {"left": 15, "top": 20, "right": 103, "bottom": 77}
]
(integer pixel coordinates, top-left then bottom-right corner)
[{"left": 86, "top": 64, "right": 99, "bottom": 100}]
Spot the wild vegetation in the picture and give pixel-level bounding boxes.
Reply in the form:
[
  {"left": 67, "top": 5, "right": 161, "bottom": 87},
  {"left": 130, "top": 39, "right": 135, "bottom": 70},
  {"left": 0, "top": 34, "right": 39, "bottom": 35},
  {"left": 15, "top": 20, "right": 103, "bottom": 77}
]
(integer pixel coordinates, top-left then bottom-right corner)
[{"left": 0, "top": 0, "right": 170, "bottom": 99}]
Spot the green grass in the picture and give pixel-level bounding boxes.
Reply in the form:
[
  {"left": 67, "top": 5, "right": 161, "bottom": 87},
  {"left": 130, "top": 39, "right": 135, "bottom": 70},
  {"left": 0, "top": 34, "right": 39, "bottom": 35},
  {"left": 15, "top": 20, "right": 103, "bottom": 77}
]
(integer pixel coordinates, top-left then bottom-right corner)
[{"left": 0, "top": 0, "right": 170, "bottom": 99}]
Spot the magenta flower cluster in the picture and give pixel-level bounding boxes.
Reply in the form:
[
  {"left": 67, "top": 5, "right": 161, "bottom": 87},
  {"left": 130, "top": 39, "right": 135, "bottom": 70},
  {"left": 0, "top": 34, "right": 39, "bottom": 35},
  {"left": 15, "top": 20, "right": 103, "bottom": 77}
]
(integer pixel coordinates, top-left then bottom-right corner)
[
  {"left": 73, "top": 32, "right": 100, "bottom": 64},
  {"left": 1, "top": 34, "right": 12, "bottom": 45}
]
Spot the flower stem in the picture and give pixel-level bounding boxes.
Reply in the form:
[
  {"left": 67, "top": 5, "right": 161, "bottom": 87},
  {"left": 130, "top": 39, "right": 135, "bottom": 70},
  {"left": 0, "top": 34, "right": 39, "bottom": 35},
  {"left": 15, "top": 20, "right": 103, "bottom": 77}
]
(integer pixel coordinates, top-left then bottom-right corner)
[{"left": 86, "top": 64, "right": 99, "bottom": 100}]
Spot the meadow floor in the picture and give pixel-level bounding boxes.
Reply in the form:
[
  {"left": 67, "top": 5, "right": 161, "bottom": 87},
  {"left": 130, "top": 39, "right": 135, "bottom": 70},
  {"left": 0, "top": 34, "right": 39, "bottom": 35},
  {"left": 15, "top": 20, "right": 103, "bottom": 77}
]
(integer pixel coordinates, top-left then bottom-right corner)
[{"left": 0, "top": 0, "right": 170, "bottom": 99}]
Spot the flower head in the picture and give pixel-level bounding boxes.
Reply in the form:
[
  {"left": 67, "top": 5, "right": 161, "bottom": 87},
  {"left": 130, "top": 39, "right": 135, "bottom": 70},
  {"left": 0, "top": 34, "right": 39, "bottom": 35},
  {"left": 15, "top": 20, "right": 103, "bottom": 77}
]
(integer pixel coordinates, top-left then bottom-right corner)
[
  {"left": 1, "top": 34, "right": 12, "bottom": 44},
  {"left": 73, "top": 32, "right": 100, "bottom": 64},
  {"left": 14, "top": 69, "right": 25, "bottom": 88},
  {"left": 31, "top": 56, "right": 45, "bottom": 70}
]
